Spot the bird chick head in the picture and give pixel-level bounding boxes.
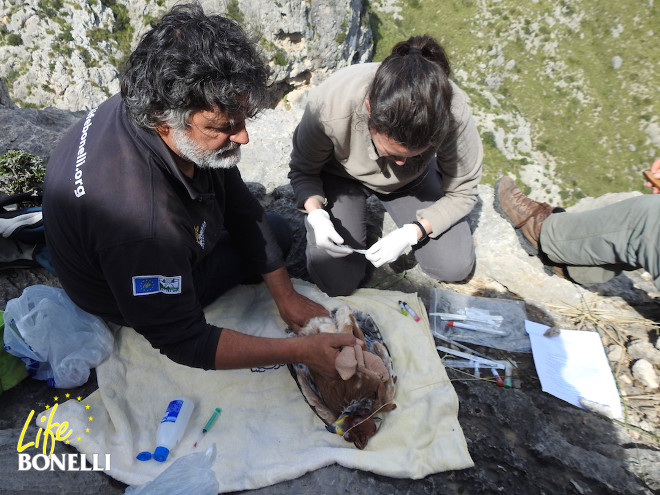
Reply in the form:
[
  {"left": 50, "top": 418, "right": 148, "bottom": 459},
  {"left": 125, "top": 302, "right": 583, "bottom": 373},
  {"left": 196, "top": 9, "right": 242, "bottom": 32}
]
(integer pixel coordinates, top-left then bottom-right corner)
[{"left": 325, "top": 407, "right": 382, "bottom": 450}]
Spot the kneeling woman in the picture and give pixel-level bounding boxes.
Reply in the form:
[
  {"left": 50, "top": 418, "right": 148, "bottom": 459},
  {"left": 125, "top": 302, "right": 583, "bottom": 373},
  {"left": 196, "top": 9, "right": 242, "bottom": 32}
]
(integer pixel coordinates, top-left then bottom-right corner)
[{"left": 288, "top": 35, "right": 483, "bottom": 296}]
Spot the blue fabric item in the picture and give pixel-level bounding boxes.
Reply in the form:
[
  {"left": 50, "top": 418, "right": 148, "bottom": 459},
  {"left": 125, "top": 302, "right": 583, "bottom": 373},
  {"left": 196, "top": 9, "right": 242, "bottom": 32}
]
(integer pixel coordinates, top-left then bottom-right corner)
[{"left": 34, "top": 245, "right": 56, "bottom": 275}]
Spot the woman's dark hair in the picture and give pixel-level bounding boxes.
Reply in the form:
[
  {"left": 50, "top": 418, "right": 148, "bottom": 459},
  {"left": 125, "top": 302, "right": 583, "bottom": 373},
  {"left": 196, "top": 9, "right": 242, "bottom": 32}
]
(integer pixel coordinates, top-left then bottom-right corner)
[
  {"left": 367, "top": 35, "right": 456, "bottom": 151},
  {"left": 120, "top": 2, "right": 268, "bottom": 129}
]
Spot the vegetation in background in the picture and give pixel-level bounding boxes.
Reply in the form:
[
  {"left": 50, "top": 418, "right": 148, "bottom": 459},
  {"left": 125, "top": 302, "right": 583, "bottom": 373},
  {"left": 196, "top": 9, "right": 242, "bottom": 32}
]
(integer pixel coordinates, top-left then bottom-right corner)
[
  {"left": 89, "top": 0, "right": 134, "bottom": 70},
  {"left": 335, "top": 20, "right": 348, "bottom": 44},
  {"left": 1, "top": 0, "right": 656, "bottom": 202},
  {"left": 4, "top": 33, "right": 22, "bottom": 46},
  {"left": 369, "top": 0, "right": 658, "bottom": 203},
  {"left": 0, "top": 150, "right": 46, "bottom": 206},
  {"left": 225, "top": 0, "right": 245, "bottom": 24},
  {"left": 260, "top": 38, "right": 288, "bottom": 67},
  {"left": 0, "top": 0, "right": 135, "bottom": 105}
]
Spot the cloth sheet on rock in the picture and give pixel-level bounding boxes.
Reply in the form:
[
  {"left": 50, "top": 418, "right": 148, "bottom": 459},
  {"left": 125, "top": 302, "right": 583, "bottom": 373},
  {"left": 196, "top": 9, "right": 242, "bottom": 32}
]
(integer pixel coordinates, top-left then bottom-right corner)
[{"left": 38, "top": 280, "right": 473, "bottom": 492}]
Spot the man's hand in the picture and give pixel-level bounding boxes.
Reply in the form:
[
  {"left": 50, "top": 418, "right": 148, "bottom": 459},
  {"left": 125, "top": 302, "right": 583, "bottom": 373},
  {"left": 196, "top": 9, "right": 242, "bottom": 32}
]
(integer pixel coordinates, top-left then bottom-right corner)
[
  {"left": 276, "top": 290, "right": 328, "bottom": 332},
  {"left": 365, "top": 223, "right": 418, "bottom": 268},
  {"left": 262, "top": 267, "right": 328, "bottom": 332},
  {"left": 300, "top": 332, "right": 364, "bottom": 380},
  {"left": 306, "top": 209, "right": 354, "bottom": 257},
  {"left": 645, "top": 158, "right": 660, "bottom": 194}
]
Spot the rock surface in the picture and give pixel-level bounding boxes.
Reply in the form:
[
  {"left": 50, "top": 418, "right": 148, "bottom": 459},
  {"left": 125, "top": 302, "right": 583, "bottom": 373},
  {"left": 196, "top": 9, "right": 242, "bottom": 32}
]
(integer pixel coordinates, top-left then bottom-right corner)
[
  {"left": 0, "top": 0, "right": 371, "bottom": 110},
  {"left": 1, "top": 85, "right": 659, "bottom": 494}
]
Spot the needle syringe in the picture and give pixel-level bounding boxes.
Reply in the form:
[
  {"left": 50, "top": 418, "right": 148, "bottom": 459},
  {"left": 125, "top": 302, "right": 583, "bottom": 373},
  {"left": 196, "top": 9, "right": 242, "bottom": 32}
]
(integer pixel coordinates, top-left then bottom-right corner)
[
  {"left": 192, "top": 407, "right": 222, "bottom": 448},
  {"left": 448, "top": 320, "right": 507, "bottom": 336}
]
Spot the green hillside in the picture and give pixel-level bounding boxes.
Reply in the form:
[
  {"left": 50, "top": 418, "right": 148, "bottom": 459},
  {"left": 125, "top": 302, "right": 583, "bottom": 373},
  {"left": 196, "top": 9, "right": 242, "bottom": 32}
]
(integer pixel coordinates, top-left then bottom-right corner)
[{"left": 370, "top": 0, "right": 659, "bottom": 203}]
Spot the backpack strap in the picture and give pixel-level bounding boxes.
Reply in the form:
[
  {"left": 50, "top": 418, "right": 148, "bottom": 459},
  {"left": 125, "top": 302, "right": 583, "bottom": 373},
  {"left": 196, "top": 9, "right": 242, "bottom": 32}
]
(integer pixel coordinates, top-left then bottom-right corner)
[
  {"left": 0, "top": 189, "right": 48, "bottom": 271},
  {"left": 0, "top": 208, "right": 42, "bottom": 240},
  {"left": 0, "top": 190, "right": 44, "bottom": 243},
  {"left": 0, "top": 189, "right": 43, "bottom": 210}
]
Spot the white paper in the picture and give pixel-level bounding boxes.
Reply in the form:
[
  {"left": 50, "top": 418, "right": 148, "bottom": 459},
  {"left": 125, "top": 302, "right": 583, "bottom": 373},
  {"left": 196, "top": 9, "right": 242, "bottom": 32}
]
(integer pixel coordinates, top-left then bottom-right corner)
[{"left": 525, "top": 320, "right": 622, "bottom": 419}]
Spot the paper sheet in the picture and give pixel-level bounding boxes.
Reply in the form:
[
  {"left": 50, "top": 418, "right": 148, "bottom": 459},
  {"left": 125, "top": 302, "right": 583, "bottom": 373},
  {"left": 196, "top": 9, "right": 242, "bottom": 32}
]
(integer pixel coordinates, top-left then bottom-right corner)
[{"left": 525, "top": 320, "right": 622, "bottom": 419}]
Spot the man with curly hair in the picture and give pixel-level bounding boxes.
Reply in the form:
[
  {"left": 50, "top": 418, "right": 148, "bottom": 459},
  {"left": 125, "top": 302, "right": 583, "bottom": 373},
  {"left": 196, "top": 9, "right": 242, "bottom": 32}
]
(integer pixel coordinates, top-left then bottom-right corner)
[{"left": 44, "top": 3, "right": 358, "bottom": 375}]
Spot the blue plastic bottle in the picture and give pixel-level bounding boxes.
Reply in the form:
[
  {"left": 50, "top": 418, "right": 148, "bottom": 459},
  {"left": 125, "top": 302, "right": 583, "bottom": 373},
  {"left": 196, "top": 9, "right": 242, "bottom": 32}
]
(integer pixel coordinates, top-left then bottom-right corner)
[{"left": 152, "top": 397, "right": 194, "bottom": 462}]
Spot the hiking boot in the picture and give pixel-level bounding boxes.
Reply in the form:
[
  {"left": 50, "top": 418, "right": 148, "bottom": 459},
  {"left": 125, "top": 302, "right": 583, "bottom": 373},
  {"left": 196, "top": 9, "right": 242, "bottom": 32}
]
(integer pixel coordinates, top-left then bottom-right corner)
[{"left": 494, "top": 176, "right": 561, "bottom": 255}]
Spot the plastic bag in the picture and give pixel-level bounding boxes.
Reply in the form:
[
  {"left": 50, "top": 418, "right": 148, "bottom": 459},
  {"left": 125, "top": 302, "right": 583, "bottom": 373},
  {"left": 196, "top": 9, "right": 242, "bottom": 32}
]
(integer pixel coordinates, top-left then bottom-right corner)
[
  {"left": 124, "top": 444, "right": 219, "bottom": 495},
  {"left": 2, "top": 285, "right": 114, "bottom": 388},
  {"left": 430, "top": 288, "right": 530, "bottom": 353}
]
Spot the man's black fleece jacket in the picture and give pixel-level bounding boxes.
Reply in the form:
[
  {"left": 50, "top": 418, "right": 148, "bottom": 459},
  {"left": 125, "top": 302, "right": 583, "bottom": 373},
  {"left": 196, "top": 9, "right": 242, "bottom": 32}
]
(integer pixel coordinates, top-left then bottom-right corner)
[{"left": 43, "top": 94, "right": 284, "bottom": 370}]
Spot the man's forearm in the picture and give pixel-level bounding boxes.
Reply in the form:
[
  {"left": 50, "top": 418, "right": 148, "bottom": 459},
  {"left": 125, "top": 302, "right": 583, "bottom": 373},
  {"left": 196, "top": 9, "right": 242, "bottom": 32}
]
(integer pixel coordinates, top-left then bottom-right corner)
[
  {"left": 261, "top": 265, "right": 328, "bottom": 332},
  {"left": 214, "top": 328, "right": 304, "bottom": 369},
  {"left": 262, "top": 266, "right": 297, "bottom": 304}
]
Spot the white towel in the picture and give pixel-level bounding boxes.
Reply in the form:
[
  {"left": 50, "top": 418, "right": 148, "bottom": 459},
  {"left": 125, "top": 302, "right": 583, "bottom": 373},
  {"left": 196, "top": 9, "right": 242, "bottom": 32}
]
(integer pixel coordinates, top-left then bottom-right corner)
[{"left": 40, "top": 281, "right": 472, "bottom": 491}]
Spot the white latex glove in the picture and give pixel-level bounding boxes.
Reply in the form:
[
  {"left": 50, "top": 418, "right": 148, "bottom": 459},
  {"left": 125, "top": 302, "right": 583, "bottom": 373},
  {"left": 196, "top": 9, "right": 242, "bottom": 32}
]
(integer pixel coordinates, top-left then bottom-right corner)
[
  {"left": 307, "top": 209, "right": 354, "bottom": 258},
  {"left": 365, "top": 224, "right": 418, "bottom": 268}
]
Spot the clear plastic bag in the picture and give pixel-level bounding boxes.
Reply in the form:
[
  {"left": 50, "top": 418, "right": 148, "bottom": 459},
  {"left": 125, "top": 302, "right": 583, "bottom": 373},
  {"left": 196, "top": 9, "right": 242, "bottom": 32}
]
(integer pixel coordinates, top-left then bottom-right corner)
[
  {"left": 124, "top": 444, "right": 219, "bottom": 495},
  {"left": 2, "top": 285, "right": 114, "bottom": 388},
  {"left": 429, "top": 288, "right": 531, "bottom": 353}
]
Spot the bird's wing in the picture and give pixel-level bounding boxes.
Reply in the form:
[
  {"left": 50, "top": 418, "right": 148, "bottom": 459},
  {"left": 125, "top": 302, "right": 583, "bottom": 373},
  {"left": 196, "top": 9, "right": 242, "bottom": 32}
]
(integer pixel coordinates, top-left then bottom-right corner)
[{"left": 287, "top": 363, "right": 337, "bottom": 425}]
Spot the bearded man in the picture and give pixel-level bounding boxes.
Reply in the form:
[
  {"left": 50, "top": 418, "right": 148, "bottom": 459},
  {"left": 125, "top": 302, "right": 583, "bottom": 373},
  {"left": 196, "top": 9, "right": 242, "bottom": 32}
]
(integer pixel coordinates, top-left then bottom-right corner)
[{"left": 43, "top": 3, "right": 358, "bottom": 375}]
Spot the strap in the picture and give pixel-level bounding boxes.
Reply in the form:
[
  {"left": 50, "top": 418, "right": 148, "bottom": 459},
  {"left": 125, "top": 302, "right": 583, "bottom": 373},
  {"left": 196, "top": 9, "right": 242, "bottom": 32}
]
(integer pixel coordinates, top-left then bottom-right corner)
[
  {"left": 0, "top": 210, "right": 42, "bottom": 238},
  {"left": 0, "top": 189, "right": 43, "bottom": 210},
  {"left": 412, "top": 221, "right": 428, "bottom": 242}
]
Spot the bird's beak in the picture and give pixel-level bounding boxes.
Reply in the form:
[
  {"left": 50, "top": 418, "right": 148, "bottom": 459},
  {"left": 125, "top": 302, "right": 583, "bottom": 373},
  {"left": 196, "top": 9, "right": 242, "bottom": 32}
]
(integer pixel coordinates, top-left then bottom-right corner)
[{"left": 325, "top": 414, "right": 349, "bottom": 435}]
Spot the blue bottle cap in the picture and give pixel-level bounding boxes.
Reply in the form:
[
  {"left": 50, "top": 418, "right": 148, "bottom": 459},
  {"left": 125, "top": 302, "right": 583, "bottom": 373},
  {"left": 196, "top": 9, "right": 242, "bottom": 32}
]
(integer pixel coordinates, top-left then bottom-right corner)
[
  {"left": 136, "top": 451, "right": 152, "bottom": 461},
  {"left": 153, "top": 446, "right": 170, "bottom": 462}
]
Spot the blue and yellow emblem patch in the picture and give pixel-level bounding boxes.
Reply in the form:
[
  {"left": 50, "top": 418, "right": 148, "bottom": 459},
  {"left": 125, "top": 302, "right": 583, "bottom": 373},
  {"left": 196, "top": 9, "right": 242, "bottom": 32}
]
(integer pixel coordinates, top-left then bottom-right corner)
[{"left": 132, "top": 275, "right": 182, "bottom": 296}]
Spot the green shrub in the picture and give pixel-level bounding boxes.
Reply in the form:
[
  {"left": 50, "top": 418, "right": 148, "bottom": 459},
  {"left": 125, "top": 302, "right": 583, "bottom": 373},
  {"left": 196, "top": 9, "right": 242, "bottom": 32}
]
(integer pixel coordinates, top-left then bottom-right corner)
[
  {"left": 0, "top": 150, "right": 46, "bottom": 205},
  {"left": 6, "top": 34, "right": 23, "bottom": 46},
  {"left": 226, "top": 0, "right": 244, "bottom": 23},
  {"left": 273, "top": 49, "right": 287, "bottom": 66}
]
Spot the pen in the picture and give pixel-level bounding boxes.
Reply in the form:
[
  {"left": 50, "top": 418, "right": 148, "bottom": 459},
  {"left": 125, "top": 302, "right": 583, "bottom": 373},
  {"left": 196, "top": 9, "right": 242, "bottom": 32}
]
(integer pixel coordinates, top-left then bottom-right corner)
[
  {"left": 398, "top": 301, "right": 408, "bottom": 316},
  {"left": 491, "top": 368, "right": 504, "bottom": 387},
  {"left": 192, "top": 407, "right": 222, "bottom": 448},
  {"left": 400, "top": 301, "right": 420, "bottom": 322},
  {"left": 447, "top": 320, "right": 507, "bottom": 336}
]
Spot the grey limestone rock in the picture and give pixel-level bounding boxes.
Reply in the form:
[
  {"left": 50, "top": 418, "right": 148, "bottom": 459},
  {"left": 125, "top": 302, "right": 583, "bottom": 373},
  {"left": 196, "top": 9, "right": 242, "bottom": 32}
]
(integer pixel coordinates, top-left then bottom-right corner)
[{"left": 0, "top": 0, "right": 372, "bottom": 111}]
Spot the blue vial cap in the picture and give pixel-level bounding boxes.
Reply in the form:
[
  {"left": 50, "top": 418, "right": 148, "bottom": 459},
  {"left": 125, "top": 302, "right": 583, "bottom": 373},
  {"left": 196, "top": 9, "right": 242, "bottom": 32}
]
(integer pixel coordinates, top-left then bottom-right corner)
[
  {"left": 153, "top": 446, "right": 170, "bottom": 462},
  {"left": 136, "top": 451, "right": 152, "bottom": 461}
]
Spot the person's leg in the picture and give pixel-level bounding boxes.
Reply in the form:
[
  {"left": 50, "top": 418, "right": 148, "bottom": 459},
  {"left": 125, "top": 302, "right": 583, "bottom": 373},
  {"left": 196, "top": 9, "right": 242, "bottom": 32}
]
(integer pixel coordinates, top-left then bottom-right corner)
[
  {"left": 305, "top": 173, "right": 370, "bottom": 296},
  {"left": 193, "top": 212, "right": 292, "bottom": 307},
  {"left": 379, "top": 159, "right": 475, "bottom": 281},
  {"left": 540, "top": 195, "right": 660, "bottom": 288}
]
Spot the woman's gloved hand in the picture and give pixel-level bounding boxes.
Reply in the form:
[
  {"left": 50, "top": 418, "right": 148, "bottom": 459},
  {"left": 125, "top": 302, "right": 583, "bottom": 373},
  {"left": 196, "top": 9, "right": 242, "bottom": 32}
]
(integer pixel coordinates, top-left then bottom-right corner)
[
  {"left": 307, "top": 209, "right": 354, "bottom": 258},
  {"left": 365, "top": 224, "right": 418, "bottom": 267}
]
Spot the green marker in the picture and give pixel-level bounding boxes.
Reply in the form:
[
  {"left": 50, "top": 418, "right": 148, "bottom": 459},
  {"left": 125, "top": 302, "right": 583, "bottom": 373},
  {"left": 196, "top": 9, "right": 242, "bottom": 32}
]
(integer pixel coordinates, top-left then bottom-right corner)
[{"left": 192, "top": 407, "right": 222, "bottom": 448}]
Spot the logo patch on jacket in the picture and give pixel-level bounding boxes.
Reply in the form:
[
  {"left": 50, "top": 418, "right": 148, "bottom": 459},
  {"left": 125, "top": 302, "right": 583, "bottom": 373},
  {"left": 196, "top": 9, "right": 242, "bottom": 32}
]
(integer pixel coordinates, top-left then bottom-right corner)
[
  {"left": 132, "top": 275, "right": 182, "bottom": 296},
  {"left": 194, "top": 220, "right": 207, "bottom": 249}
]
